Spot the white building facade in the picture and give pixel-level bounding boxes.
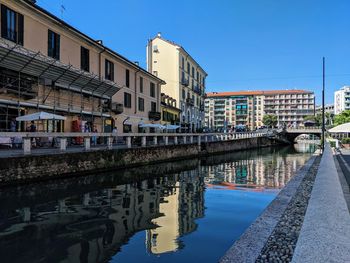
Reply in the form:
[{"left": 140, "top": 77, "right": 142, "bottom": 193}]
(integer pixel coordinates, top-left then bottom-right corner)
[{"left": 334, "top": 86, "right": 350, "bottom": 115}]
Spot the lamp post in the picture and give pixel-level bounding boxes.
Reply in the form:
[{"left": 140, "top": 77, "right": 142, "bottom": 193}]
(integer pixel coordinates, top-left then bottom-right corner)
[{"left": 322, "top": 57, "right": 325, "bottom": 152}]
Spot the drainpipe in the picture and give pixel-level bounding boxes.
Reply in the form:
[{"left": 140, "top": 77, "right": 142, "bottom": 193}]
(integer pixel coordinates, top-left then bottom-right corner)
[
  {"left": 98, "top": 47, "right": 106, "bottom": 80},
  {"left": 134, "top": 68, "right": 141, "bottom": 114}
]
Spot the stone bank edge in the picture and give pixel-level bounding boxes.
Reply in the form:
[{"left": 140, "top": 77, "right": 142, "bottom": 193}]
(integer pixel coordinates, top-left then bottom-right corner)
[{"left": 220, "top": 153, "right": 318, "bottom": 263}]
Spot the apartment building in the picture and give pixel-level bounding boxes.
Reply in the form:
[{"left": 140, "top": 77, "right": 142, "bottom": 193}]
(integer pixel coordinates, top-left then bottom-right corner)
[
  {"left": 205, "top": 90, "right": 315, "bottom": 130},
  {"left": 0, "top": 0, "right": 164, "bottom": 133},
  {"left": 334, "top": 86, "right": 350, "bottom": 115},
  {"left": 147, "top": 33, "right": 207, "bottom": 132}
]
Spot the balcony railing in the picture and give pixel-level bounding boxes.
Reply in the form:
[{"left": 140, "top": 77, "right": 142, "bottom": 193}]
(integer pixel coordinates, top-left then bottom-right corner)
[
  {"left": 186, "top": 98, "right": 194, "bottom": 106},
  {"left": 181, "top": 77, "right": 189, "bottom": 86}
]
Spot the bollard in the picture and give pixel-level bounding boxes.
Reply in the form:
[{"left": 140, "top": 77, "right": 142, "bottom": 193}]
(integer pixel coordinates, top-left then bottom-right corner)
[
  {"left": 127, "top": 136, "right": 132, "bottom": 148},
  {"left": 183, "top": 136, "right": 187, "bottom": 144},
  {"left": 142, "top": 136, "right": 147, "bottom": 147},
  {"left": 60, "top": 137, "right": 67, "bottom": 151},
  {"left": 84, "top": 137, "right": 91, "bottom": 150},
  {"left": 153, "top": 136, "right": 158, "bottom": 145},
  {"left": 164, "top": 136, "right": 169, "bottom": 145},
  {"left": 107, "top": 136, "right": 113, "bottom": 150},
  {"left": 174, "top": 136, "right": 178, "bottom": 145},
  {"left": 23, "top": 137, "right": 31, "bottom": 154}
]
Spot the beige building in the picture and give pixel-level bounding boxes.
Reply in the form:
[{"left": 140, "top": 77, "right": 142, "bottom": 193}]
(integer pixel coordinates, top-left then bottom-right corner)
[
  {"left": 205, "top": 90, "right": 315, "bottom": 131},
  {"left": 147, "top": 33, "right": 207, "bottom": 132},
  {"left": 0, "top": 0, "right": 164, "bottom": 133}
]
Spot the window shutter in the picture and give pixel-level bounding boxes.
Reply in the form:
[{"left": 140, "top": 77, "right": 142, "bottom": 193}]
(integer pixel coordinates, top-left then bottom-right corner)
[
  {"left": 55, "top": 33, "right": 60, "bottom": 60},
  {"left": 111, "top": 62, "right": 114, "bottom": 81},
  {"left": 17, "top": 13, "right": 24, "bottom": 45},
  {"left": 48, "top": 30, "right": 53, "bottom": 57},
  {"left": 1, "top": 5, "right": 8, "bottom": 39}
]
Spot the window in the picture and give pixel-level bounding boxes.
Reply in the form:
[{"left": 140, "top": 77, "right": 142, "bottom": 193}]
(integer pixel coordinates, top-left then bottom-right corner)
[
  {"left": 140, "top": 77, "right": 143, "bottom": 93},
  {"left": 1, "top": 5, "right": 23, "bottom": 45},
  {"left": 192, "top": 67, "right": 194, "bottom": 77},
  {"left": 151, "top": 102, "right": 157, "bottom": 112},
  {"left": 150, "top": 82, "right": 155, "bottom": 97},
  {"left": 138, "top": 97, "right": 144, "bottom": 111},
  {"left": 80, "top": 47, "right": 89, "bottom": 72},
  {"left": 48, "top": 30, "right": 60, "bottom": 60},
  {"left": 182, "top": 57, "right": 184, "bottom": 68},
  {"left": 187, "top": 62, "right": 190, "bottom": 73},
  {"left": 182, "top": 89, "right": 186, "bottom": 99},
  {"left": 125, "top": 69, "right": 130, "bottom": 87},
  {"left": 124, "top": 92, "right": 131, "bottom": 108},
  {"left": 105, "top": 59, "right": 114, "bottom": 81}
]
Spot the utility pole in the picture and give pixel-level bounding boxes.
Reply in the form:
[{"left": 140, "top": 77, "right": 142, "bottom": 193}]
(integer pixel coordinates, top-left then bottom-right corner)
[{"left": 322, "top": 57, "right": 325, "bottom": 152}]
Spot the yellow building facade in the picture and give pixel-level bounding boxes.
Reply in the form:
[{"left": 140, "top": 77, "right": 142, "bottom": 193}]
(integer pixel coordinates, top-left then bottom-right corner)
[
  {"left": 0, "top": 0, "right": 164, "bottom": 133},
  {"left": 147, "top": 33, "right": 207, "bottom": 132}
]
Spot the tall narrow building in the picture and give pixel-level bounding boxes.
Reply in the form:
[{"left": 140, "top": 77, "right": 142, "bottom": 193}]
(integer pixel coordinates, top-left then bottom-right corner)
[{"left": 147, "top": 33, "right": 207, "bottom": 132}]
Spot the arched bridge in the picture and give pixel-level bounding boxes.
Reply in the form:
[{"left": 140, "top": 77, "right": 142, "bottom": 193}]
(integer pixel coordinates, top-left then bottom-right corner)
[{"left": 284, "top": 127, "right": 322, "bottom": 142}]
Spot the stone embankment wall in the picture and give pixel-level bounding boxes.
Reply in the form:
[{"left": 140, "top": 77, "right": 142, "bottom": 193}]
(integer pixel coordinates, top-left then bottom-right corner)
[{"left": 0, "top": 137, "right": 279, "bottom": 186}]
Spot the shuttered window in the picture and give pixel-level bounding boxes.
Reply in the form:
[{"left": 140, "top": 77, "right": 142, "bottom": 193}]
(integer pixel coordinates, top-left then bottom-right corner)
[
  {"left": 80, "top": 46, "right": 90, "bottom": 72},
  {"left": 105, "top": 59, "right": 114, "bottom": 81},
  {"left": 138, "top": 97, "right": 144, "bottom": 112},
  {"left": 125, "top": 69, "right": 130, "bottom": 87},
  {"left": 1, "top": 5, "right": 24, "bottom": 45},
  {"left": 48, "top": 30, "right": 60, "bottom": 60},
  {"left": 124, "top": 92, "right": 132, "bottom": 108}
]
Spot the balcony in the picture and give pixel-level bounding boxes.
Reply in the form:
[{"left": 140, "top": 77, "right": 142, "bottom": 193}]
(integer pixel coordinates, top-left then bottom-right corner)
[
  {"left": 181, "top": 77, "right": 189, "bottom": 86},
  {"left": 194, "top": 85, "right": 201, "bottom": 94},
  {"left": 111, "top": 102, "right": 124, "bottom": 114},
  {"left": 148, "top": 111, "right": 161, "bottom": 121},
  {"left": 186, "top": 98, "right": 194, "bottom": 106}
]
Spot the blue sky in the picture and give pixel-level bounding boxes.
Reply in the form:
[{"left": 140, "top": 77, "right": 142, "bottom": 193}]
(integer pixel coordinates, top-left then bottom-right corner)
[{"left": 36, "top": 0, "right": 350, "bottom": 105}]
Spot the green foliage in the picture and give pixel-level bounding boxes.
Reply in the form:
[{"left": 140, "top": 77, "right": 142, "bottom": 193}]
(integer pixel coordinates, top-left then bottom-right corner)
[
  {"left": 262, "top": 114, "right": 278, "bottom": 128},
  {"left": 341, "top": 137, "right": 350, "bottom": 144},
  {"left": 334, "top": 110, "right": 350, "bottom": 126}
]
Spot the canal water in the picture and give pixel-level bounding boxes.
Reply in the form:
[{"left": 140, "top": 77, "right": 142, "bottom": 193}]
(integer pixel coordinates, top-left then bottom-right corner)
[{"left": 0, "top": 144, "right": 316, "bottom": 263}]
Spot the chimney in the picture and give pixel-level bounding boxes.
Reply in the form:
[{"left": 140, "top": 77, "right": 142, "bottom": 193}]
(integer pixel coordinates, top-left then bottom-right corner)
[
  {"left": 96, "top": 40, "right": 103, "bottom": 45},
  {"left": 157, "top": 32, "right": 162, "bottom": 38},
  {"left": 134, "top": 61, "right": 139, "bottom": 66}
]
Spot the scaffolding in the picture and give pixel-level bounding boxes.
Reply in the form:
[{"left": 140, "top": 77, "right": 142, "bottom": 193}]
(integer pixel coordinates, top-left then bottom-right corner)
[{"left": 0, "top": 38, "right": 121, "bottom": 132}]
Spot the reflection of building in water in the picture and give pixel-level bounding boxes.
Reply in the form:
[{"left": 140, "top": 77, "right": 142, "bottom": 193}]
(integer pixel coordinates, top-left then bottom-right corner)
[
  {"left": 147, "top": 170, "right": 205, "bottom": 254},
  {"left": 0, "top": 175, "right": 182, "bottom": 263},
  {"left": 204, "top": 154, "right": 310, "bottom": 189}
]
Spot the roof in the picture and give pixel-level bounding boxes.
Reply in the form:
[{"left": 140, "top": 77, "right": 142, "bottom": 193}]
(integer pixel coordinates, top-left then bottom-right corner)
[
  {"left": 152, "top": 35, "right": 208, "bottom": 76},
  {"left": 20, "top": 0, "right": 165, "bottom": 85},
  {"left": 206, "top": 90, "right": 313, "bottom": 98},
  {"left": 328, "top": 122, "right": 350, "bottom": 133}
]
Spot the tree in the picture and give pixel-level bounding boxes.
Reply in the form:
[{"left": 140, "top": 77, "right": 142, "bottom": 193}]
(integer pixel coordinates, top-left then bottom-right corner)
[
  {"left": 304, "top": 114, "right": 322, "bottom": 126},
  {"left": 334, "top": 110, "right": 350, "bottom": 126},
  {"left": 262, "top": 114, "right": 278, "bottom": 128}
]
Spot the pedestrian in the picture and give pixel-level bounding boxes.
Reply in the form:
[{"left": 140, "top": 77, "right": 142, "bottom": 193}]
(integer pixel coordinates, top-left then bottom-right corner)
[
  {"left": 92, "top": 125, "right": 98, "bottom": 145},
  {"left": 112, "top": 126, "right": 118, "bottom": 144},
  {"left": 30, "top": 121, "right": 36, "bottom": 132},
  {"left": 10, "top": 118, "right": 16, "bottom": 132}
]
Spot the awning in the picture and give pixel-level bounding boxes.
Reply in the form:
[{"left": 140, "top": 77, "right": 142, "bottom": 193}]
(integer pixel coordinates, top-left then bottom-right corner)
[
  {"left": 164, "top": 124, "right": 180, "bottom": 130},
  {"left": 139, "top": 124, "right": 165, "bottom": 129},
  {"left": 0, "top": 38, "right": 121, "bottom": 99},
  {"left": 328, "top": 122, "right": 350, "bottom": 133},
  {"left": 16, "top": 111, "right": 66, "bottom": 121}
]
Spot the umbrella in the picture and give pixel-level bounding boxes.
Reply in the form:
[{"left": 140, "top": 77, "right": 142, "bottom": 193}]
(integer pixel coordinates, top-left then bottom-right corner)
[
  {"left": 139, "top": 123, "right": 165, "bottom": 129},
  {"left": 164, "top": 124, "right": 180, "bottom": 130},
  {"left": 16, "top": 111, "right": 66, "bottom": 121}
]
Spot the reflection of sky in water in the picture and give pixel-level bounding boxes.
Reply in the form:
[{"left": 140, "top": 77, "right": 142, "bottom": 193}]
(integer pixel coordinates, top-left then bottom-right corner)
[
  {"left": 0, "top": 145, "right": 314, "bottom": 263},
  {"left": 112, "top": 189, "right": 276, "bottom": 263}
]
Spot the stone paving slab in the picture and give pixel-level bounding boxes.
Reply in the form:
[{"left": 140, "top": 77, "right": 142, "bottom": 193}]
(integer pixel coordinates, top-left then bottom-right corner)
[
  {"left": 220, "top": 155, "right": 317, "bottom": 263},
  {"left": 292, "top": 145, "right": 350, "bottom": 263}
]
